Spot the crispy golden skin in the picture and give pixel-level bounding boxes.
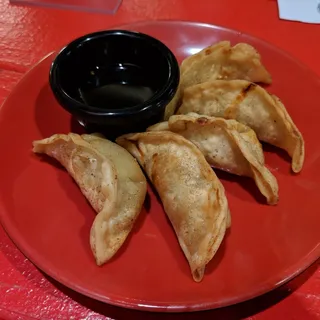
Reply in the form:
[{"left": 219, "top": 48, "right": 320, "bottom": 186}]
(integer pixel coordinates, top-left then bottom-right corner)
[
  {"left": 32, "top": 133, "right": 147, "bottom": 266},
  {"left": 180, "top": 41, "right": 272, "bottom": 86},
  {"left": 177, "top": 80, "right": 304, "bottom": 173},
  {"left": 116, "top": 131, "right": 230, "bottom": 282},
  {"left": 148, "top": 113, "right": 279, "bottom": 205},
  {"left": 164, "top": 41, "right": 272, "bottom": 119}
]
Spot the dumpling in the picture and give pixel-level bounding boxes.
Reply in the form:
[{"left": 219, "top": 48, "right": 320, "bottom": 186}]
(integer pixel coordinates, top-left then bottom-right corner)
[
  {"left": 32, "top": 133, "right": 147, "bottom": 265},
  {"left": 177, "top": 80, "right": 305, "bottom": 173},
  {"left": 148, "top": 113, "right": 279, "bottom": 205},
  {"left": 180, "top": 41, "right": 272, "bottom": 85},
  {"left": 116, "top": 131, "right": 230, "bottom": 282},
  {"left": 164, "top": 41, "right": 272, "bottom": 119}
]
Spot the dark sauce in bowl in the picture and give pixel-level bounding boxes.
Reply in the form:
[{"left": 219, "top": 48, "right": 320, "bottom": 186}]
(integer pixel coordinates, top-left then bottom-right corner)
[{"left": 78, "top": 63, "right": 155, "bottom": 110}]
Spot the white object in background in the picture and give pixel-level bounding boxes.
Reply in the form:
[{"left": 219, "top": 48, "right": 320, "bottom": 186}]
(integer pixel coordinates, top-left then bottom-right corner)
[{"left": 277, "top": 0, "right": 320, "bottom": 23}]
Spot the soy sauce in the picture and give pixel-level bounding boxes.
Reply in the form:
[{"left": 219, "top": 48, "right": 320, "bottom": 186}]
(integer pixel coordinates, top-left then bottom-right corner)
[{"left": 79, "top": 63, "right": 155, "bottom": 110}]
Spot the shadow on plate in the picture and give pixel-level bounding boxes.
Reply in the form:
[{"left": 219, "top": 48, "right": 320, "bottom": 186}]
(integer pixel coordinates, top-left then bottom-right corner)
[
  {"left": 262, "top": 143, "right": 293, "bottom": 175},
  {"left": 204, "top": 232, "right": 228, "bottom": 277},
  {"left": 70, "top": 116, "right": 86, "bottom": 135},
  {"left": 216, "top": 169, "right": 266, "bottom": 205}
]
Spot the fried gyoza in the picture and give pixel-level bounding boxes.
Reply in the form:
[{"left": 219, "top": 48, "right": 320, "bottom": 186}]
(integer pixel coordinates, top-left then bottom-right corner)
[
  {"left": 116, "top": 131, "right": 230, "bottom": 282},
  {"left": 32, "top": 133, "right": 147, "bottom": 265},
  {"left": 164, "top": 41, "right": 272, "bottom": 119},
  {"left": 148, "top": 113, "right": 279, "bottom": 205},
  {"left": 180, "top": 41, "right": 272, "bottom": 85},
  {"left": 177, "top": 80, "right": 305, "bottom": 173}
]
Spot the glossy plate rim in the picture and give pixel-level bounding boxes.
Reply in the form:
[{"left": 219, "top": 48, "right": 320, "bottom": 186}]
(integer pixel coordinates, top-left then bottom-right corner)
[{"left": 0, "top": 20, "right": 320, "bottom": 312}]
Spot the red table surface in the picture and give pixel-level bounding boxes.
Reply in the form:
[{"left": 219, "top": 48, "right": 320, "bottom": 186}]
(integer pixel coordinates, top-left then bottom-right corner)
[{"left": 0, "top": 0, "right": 319, "bottom": 319}]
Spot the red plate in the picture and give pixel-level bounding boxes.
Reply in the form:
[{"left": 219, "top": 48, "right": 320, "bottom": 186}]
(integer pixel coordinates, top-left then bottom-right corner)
[{"left": 0, "top": 21, "right": 319, "bottom": 312}]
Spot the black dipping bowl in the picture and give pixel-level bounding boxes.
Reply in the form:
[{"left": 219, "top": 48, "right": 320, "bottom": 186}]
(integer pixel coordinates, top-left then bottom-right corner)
[{"left": 49, "top": 29, "right": 180, "bottom": 139}]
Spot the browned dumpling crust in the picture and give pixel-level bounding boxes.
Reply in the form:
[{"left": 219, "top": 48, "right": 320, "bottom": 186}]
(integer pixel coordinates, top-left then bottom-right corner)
[
  {"left": 148, "top": 113, "right": 279, "bottom": 205},
  {"left": 177, "top": 80, "right": 304, "bottom": 173},
  {"left": 116, "top": 131, "right": 230, "bottom": 282},
  {"left": 164, "top": 41, "right": 272, "bottom": 119},
  {"left": 180, "top": 41, "right": 272, "bottom": 86}
]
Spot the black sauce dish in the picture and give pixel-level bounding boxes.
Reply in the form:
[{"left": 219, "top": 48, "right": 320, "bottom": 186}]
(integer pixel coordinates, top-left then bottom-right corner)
[{"left": 49, "top": 29, "right": 180, "bottom": 140}]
